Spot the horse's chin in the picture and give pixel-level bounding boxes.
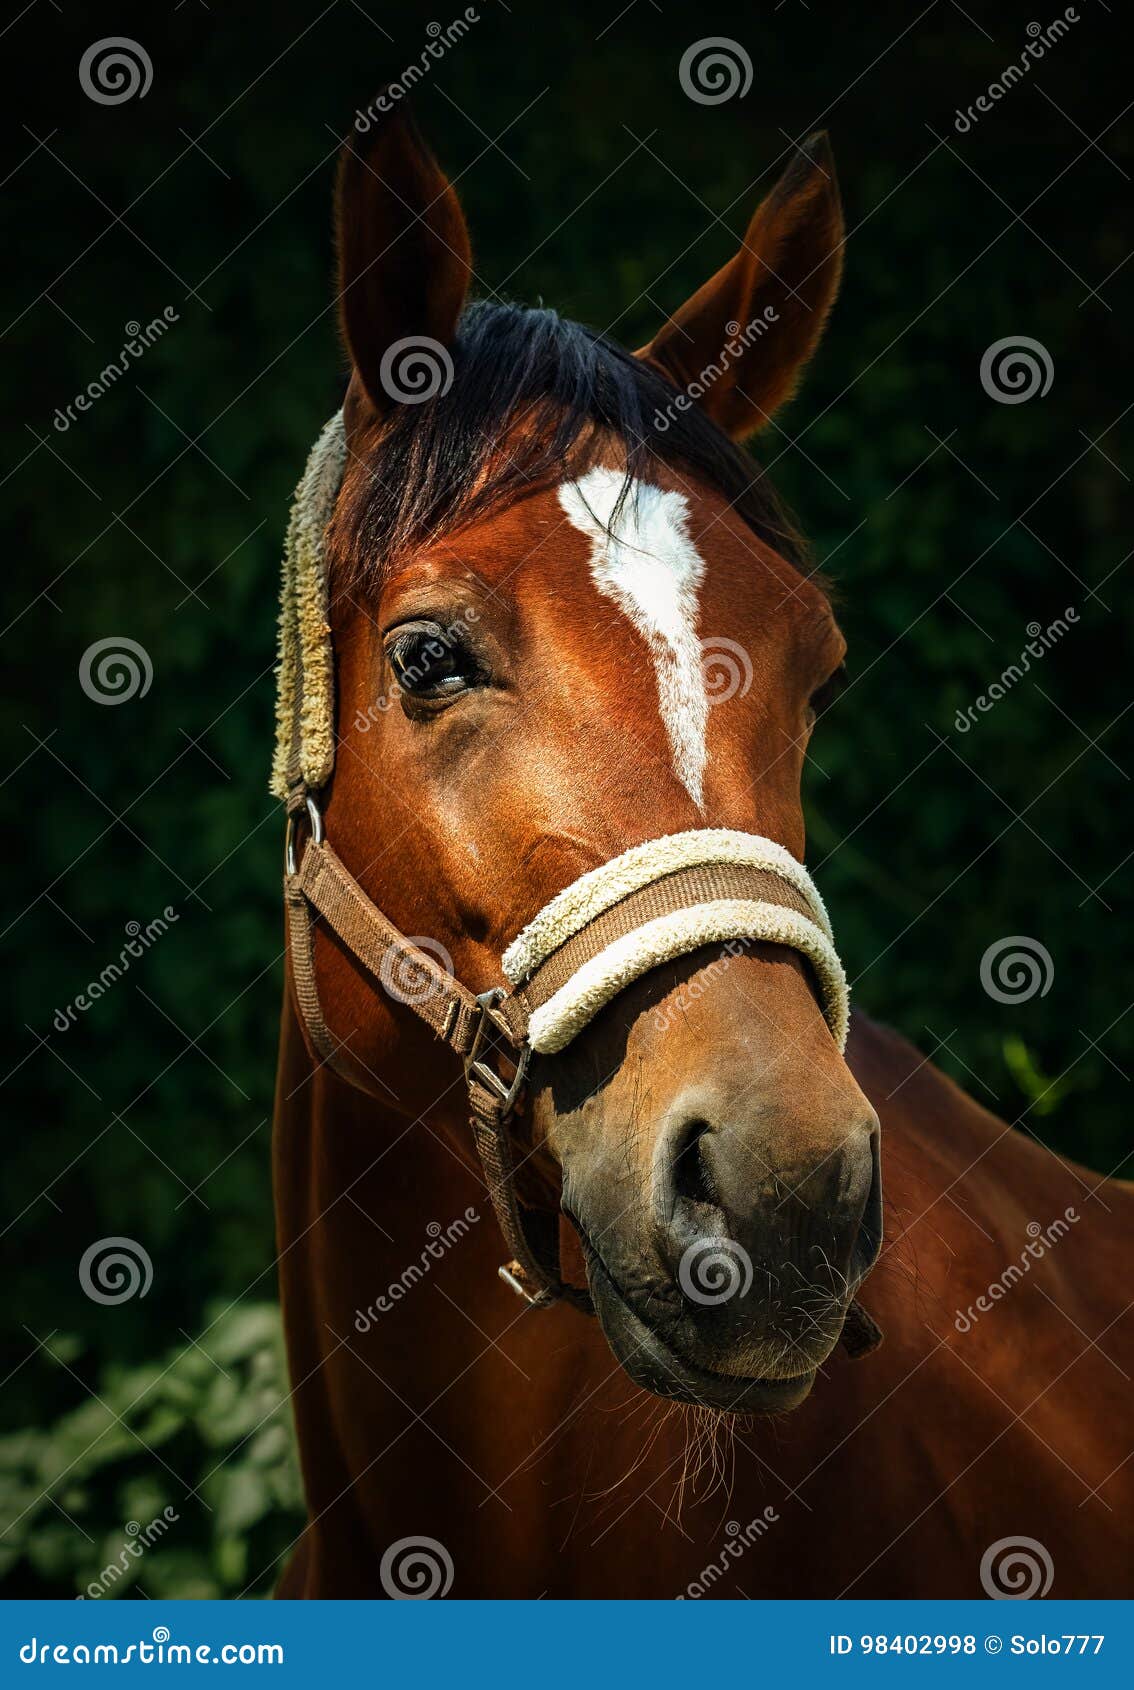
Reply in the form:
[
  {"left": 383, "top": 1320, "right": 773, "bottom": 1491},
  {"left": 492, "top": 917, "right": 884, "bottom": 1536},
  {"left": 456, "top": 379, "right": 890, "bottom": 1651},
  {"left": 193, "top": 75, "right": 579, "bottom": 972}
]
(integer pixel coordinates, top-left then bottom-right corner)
[{"left": 585, "top": 1251, "right": 818, "bottom": 1417}]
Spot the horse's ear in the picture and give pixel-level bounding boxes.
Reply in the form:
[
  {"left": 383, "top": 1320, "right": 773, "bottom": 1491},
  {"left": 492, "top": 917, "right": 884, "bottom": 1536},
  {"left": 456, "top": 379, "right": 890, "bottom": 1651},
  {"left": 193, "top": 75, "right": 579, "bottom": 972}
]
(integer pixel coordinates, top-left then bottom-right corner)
[
  {"left": 335, "top": 99, "right": 471, "bottom": 424},
  {"left": 637, "top": 133, "right": 843, "bottom": 439}
]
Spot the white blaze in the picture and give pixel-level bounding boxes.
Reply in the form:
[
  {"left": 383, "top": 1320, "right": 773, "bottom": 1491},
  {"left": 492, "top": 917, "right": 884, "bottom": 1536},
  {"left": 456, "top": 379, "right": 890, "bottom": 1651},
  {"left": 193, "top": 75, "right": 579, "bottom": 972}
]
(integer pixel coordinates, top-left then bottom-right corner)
[{"left": 558, "top": 467, "right": 709, "bottom": 807}]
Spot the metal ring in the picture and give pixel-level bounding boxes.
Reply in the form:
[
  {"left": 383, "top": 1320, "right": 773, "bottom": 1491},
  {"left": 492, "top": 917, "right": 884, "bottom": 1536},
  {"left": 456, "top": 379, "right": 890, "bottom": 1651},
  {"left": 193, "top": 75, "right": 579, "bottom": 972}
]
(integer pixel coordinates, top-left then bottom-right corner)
[{"left": 285, "top": 794, "right": 324, "bottom": 875}]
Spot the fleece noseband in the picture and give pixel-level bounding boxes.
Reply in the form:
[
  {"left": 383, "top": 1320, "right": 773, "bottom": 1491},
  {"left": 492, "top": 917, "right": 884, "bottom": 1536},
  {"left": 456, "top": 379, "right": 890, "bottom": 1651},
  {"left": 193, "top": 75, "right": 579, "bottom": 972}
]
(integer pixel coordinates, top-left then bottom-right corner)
[
  {"left": 275, "top": 414, "right": 879, "bottom": 1357},
  {"left": 503, "top": 828, "right": 846, "bottom": 1055}
]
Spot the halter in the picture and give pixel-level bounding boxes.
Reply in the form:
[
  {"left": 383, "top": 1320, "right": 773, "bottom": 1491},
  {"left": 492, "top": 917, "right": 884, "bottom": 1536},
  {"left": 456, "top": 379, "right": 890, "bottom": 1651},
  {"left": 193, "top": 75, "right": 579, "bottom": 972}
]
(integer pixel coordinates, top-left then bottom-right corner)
[{"left": 274, "top": 413, "right": 881, "bottom": 1357}]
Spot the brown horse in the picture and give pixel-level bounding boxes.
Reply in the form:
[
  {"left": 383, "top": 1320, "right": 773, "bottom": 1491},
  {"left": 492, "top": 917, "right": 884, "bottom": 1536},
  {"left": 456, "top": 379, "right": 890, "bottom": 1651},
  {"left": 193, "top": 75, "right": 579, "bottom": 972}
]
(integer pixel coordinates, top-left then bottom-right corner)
[{"left": 271, "top": 104, "right": 1132, "bottom": 1599}]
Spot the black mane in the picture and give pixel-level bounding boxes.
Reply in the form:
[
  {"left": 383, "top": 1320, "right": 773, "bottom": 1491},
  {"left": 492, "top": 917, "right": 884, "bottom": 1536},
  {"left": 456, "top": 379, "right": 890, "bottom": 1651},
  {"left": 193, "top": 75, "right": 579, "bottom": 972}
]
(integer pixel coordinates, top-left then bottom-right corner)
[{"left": 331, "top": 300, "right": 807, "bottom": 584}]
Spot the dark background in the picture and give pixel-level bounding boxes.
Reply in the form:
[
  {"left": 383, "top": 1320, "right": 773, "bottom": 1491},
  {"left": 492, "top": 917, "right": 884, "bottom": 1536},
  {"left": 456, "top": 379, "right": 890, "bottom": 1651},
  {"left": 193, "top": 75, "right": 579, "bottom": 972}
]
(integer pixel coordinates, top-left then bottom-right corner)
[{"left": 1, "top": 0, "right": 1129, "bottom": 1597}]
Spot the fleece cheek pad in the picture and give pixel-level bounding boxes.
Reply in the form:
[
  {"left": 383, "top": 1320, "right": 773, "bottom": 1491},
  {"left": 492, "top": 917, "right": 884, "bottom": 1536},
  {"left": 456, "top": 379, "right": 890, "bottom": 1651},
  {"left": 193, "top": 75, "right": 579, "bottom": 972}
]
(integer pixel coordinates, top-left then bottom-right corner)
[{"left": 271, "top": 412, "right": 346, "bottom": 802}]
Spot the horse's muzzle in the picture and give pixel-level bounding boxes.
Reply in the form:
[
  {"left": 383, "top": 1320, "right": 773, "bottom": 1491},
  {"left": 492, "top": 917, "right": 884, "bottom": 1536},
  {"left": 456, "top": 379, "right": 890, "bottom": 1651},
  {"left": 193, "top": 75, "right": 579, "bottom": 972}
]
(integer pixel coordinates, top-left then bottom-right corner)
[
  {"left": 582, "top": 1240, "right": 822, "bottom": 1415},
  {"left": 573, "top": 1112, "right": 881, "bottom": 1413}
]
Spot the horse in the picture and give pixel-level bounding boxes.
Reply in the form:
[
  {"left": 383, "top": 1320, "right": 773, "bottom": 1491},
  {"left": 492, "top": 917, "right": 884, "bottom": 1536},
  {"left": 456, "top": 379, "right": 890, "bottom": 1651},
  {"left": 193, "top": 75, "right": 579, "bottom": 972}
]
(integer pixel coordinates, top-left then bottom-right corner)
[{"left": 270, "top": 101, "right": 1133, "bottom": 1599}]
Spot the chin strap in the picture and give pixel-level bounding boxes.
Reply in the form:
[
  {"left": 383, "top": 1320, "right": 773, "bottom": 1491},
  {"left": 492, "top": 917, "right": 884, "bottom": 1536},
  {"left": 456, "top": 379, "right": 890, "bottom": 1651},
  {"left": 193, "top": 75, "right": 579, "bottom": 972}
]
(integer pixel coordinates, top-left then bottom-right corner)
[{"left": 283, "top": 792, "right": 883, "bottom": 1358}]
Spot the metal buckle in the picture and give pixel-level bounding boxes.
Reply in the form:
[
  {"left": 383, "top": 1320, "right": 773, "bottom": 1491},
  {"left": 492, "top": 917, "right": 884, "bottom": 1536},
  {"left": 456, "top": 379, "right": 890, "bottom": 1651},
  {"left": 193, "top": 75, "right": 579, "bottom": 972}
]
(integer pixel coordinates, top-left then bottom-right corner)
[
  {"left": 285, "top": 794, "right": 324, "bottom": 875},
  {"left": 498, "top": 1261, "right": 554, "bottom": 1308},
  {"left": 464, "top": 988, "right": 531, "bottom": 1117}
]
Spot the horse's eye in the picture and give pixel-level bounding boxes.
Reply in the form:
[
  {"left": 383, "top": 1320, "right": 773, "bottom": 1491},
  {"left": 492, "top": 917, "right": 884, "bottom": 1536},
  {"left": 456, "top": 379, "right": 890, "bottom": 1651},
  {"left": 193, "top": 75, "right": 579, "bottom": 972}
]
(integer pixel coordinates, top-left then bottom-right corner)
[
  {"left": 387, "top": 623, "right": 480, "bottom": 699},
  {"left": 807, "top": 663, "right": 848, "bottom": 724}
]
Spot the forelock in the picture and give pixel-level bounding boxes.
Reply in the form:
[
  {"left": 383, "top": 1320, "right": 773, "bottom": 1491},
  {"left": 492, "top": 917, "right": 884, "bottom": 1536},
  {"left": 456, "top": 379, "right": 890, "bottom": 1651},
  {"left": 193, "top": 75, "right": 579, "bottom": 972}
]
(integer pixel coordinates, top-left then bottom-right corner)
[{"left": 326, "top": 301, "right": 810, "bottom": 592}]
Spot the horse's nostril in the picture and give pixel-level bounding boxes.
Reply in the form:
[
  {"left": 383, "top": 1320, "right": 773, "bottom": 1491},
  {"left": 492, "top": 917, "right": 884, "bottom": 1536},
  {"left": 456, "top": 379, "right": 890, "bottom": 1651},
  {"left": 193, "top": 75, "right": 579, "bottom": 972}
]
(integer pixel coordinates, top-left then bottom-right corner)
[
  {"left": 672, "top": 1117, "right": 719, "bottom": 1210},
  {"left": 850, "top": 1129, "right": 884, "bottom": 1282}
]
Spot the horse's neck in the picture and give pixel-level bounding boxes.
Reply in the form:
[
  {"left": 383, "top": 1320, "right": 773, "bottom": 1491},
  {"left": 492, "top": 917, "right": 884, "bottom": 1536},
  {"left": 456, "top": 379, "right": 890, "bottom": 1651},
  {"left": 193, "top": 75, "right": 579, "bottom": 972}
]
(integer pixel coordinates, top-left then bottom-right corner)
[
  {"left": 272, "top": 987, "right": 1133, "bottom": 1597},
  {"left": 272, "top": 984, "right": 497, "bottom": 1346}
]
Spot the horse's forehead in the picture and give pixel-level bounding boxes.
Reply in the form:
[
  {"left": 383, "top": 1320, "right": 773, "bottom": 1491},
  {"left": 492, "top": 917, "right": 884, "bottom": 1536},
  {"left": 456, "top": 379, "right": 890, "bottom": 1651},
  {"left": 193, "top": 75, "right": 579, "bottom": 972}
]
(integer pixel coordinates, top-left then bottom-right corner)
[
  {"left": 447, "top": 468, "right": 804, "bottom": 603},
  {"left": 453, "top": 467, "right": 818, "bottom": 809}
]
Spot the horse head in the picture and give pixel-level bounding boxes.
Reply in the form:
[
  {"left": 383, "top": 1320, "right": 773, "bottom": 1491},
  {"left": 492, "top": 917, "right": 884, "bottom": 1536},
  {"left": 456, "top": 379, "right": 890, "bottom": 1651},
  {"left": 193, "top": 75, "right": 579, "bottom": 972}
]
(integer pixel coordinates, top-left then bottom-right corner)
[{"left": 284, "top": 102, "right": 882, "bottom": 1415}]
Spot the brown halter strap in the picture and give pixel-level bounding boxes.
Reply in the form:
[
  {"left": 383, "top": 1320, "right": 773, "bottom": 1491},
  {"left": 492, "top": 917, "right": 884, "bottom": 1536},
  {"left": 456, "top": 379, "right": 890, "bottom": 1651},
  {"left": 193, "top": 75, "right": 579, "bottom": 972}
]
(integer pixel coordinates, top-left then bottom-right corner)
[
  {"left": 282, "top": 788, "right": 883, "bottom": 1358},
  {"left": 284, "top": 788, "right": 582, "bottom": 1309}
]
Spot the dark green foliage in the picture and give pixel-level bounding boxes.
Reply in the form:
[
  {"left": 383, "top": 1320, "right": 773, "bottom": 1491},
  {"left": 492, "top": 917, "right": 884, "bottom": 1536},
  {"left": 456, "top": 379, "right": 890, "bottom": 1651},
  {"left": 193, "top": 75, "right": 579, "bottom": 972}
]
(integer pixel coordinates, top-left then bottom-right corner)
[
  {"left": 1, "top": 0, "right": 1129, "bottom": 1594},
  {"left": 0, "top": 1306, "right": 303, "bottom": 1598}
]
